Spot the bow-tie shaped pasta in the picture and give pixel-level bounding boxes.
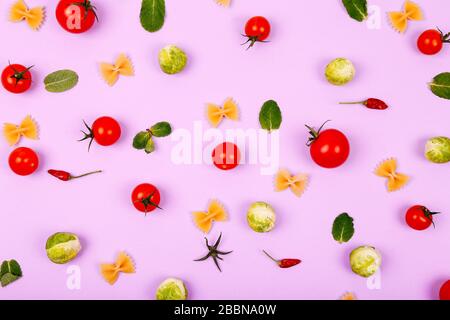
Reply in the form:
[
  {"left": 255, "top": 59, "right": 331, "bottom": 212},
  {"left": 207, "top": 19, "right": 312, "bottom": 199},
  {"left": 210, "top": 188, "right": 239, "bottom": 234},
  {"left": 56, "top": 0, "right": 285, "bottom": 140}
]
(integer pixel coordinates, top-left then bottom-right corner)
[
  {"left": 274, "top": 169, "right": 308, "bottom": 197},
  {"left": 207, "top": 98, "right": 239, "bottom": 127},
  {"left": 3, "top": 115, "right": 38, "bottom": 146},
  {"left": 388, "top": 0, "right": 423, "bottom": 33},
  {"left": 215, "top": 0, "right": 231, "bottom": 7},
  {"left": 192, "top": 200, "right": 228, "bottom": 233},
  {"left": 9, "top": 0, "right": 45, "bottom": 30},
  {"left": 374, "top": 158, "right": 409, "bottom": 192},
  {"left": 100, "top": 54, "right": 134, "bottom": 86},
  {"left": 100, "top": 252, "right": 135, "bottom": 285}
]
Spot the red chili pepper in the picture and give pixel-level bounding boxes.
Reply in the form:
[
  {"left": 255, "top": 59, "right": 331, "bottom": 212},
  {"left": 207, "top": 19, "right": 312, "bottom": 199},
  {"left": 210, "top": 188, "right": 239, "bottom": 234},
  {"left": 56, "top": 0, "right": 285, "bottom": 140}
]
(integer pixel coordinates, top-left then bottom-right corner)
[
  {"left": 263, "top": 250, "right": 301, "bottom": 268},
  {"left": 48, "top": 169, "right": 102, "bottom": 181},
  {"left": 339, "top": 98, "right": 388, "bottom": 110}
]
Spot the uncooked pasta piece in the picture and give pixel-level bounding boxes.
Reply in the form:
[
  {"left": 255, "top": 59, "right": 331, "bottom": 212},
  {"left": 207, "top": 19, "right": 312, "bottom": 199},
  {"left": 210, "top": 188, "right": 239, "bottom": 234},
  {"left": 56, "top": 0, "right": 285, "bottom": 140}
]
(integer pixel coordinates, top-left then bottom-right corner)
[
  {"left": 100, "top": 54, "right": 134, "bottom": 86},
  {"left": 3, "top": 115, "right": 38, "bottom": 146},
  {"left": 100, "top": 252, "right": 135, "bottom": 285},
  {"left": 274, "top": 169, "right": 308, "bottom": 197},
  {"left": 388, "top": 0, "right": 423, "bottom": 33},
  {"left": 340, "top": 292, "right": 357, "bottom": 300},
  {"left": 192, "top": 199, "right": 228, "bottom": 233},
  {"left": 374, "top": 158, "right": 409, "bottom": 192},
  {"left": 215, "top": 0, "right": 231, "bottom": 7},
  {"left": 9, "top": 0, "right": 45, "bottom": 30},
  {"left": 206, "top": 98, "right": 239, "bottom": 127}
]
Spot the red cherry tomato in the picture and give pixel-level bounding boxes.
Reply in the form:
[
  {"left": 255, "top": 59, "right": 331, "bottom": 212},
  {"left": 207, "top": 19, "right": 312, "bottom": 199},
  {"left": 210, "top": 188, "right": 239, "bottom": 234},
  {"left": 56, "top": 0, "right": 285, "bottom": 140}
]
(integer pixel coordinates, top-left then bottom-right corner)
[
  {"left": 243, "top": 16, "right": 271, "bottom": 48},
  {"left": 417, "top": 28, "right": 449, "bottom": 55},
  {"left": 1, "top": 63, "right": 33, "bottom": 94},
  {"left": 440, "top": 280, "right": 450, "bottom": 300},
  {"left": 56, "top": 0, "right": 98, "bottom": 34},
  {"left": 212, "top": 142, "right": 241, "bottom": 170},
  {"left": 8, "top": 147, "right": 39, "bottom": 176},
  {"left": 79, "top": 116, "right": 121, "bottom": 150},
  {"left": 131, "top": 183, "right": 161, "bottom": 214},
  {"left": 306, "top": 121, "right": 350, "bottom": 168},
  {"left": 405, "top": 205, "right": 440, "bottom": 230}
]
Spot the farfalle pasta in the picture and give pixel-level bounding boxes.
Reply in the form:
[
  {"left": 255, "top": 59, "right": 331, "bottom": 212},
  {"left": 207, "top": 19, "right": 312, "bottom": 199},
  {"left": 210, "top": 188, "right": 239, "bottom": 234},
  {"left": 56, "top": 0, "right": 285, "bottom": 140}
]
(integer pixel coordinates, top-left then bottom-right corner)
[
  {"left": 388, "top": 0, "right": 423, "bottom": 33},
  {"left": 374, "top": 158, "right": 409, "bottom": 192},
  {"left": 100, "top": 252, "right": 135, "bottom": 285},
  {"left": 3, "top": 115, "right": 38, "bottom": 146},
  {"left": 215, "top": 0, "right": 231, "bottom": 7},
  {"left": 100, "top": 54, "right": 134, "bottom": 86},
  {"left": 206, "top": 98, "right": 239, "bottom": 127},
  {"left": 9, "top": 0, "right": 45, "bottom": 30},
  {"left": 192, "top": 200, "right": 228, "bottom": 233},
  {"left": 274, "top": 169, "right": 308, "bottom": 197}
]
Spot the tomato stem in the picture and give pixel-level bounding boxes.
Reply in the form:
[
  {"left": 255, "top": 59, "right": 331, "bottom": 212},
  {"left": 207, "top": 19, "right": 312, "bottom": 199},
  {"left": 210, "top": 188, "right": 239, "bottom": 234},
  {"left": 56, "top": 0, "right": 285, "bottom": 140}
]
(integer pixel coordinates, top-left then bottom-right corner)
[
  {"left": 422, "top": 206, "right": 441, "bottom": 229},
  {"left": 305, "top": 120, "right": 331, "bottom": 146}
]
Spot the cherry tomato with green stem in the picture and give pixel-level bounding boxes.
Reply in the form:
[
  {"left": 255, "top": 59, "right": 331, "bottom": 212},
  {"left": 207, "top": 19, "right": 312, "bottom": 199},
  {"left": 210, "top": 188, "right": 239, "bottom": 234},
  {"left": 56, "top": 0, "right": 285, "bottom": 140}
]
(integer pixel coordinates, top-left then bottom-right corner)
[
  {"left": 56, "top": 0, "right": 98, "bottom": 34},
  {"left": 405, "top": 205, "right": 440, "bottom": 230},
  {"left": 131, "top": 183, "right": 161, "bottom": 214},
  {"left": 79, "top": 116, "right": 121, "bottom": 151},
  {"left": 1, "top": 63, "right": 33, "bottom": 94},
  {"left": 417, "top": 28, "right": 450, "bottom": 55},
  {"left": 242, "top": 16, "right": 271, "bottom": 49}
]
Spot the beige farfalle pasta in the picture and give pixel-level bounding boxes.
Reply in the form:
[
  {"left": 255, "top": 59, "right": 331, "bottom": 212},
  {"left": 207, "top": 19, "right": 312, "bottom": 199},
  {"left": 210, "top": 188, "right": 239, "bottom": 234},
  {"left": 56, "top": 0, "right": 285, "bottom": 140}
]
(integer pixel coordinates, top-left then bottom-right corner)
[
  {"left": 374, "top": 158, "right": 409, "bottom": 192},
  {"left": 9, "top": 0, "right": 45, "bottom": 30},
  {"left": 100, "top": 252, "right": 135, "bottom": 285},
  {"left": 3, "top": 115, "right": 38, "bottom": 146},
  {"left": 388, "top": 0, "right": 423, "bottom": 33},
  {"left": 274, "top": 169, "right": 308, "bottom": 197},
  {"left": 192, "top": 199, "right": 228, "bottom": 234},
  {"left": 100, "top": 54, "right": 134, "bottom": 86},
  {"left": 215, "top": 0, "right": 231, "bottom": 7},
  {"left": 340, "top": 292, "right": 357, "bottom": 300},
  {"left": 206, "top": 98, "right": 239, "bottom": 127}
]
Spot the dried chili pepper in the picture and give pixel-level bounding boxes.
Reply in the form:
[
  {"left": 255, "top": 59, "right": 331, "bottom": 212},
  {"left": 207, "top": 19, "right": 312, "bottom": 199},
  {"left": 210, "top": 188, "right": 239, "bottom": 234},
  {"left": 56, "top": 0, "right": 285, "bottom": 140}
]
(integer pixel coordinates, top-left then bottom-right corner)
[
  {"left": 339, "top": 98, "right": 388, "bottom": 110},
  {"left": 48, "top": 169, "right": 102, "bottom": 181},
  {"left": 194, "top": 233, "right": 232, "bottom": 272},
  {"left": 263, "top": 250, "right": 301, "bottom": 268}
]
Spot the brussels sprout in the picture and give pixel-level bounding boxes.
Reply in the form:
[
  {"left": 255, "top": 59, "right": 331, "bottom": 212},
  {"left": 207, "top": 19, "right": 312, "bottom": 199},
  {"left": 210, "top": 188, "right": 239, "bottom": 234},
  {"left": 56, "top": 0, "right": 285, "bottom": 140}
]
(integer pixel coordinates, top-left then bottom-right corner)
[
  {"left": 158, "top": 45, "right": 187, "bottom": 74},
  {"left": 350, "top": 246, "right": 381, "bottom": 278},
  {"left": 46, "top": 232, "right": 81, "bottom": 264},
  {"left": 155, "top": 278, "right": 188, "bottom": 300},
  {"left": 247, "top": 201, "right": 276, "bottom": 233},
  {"left": 325, "top": 58, "right": 355, "bottom": 85},
  {"left": 425, "top": 136, "right": 450, "bottom": 164}
]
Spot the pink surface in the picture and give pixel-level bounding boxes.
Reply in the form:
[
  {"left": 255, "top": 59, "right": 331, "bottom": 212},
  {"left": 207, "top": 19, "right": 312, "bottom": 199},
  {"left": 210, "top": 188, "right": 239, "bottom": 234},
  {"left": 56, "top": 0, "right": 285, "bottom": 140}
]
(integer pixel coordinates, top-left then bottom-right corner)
[{"left": 0, "top": 0, "right": 449, "bottom": 300}]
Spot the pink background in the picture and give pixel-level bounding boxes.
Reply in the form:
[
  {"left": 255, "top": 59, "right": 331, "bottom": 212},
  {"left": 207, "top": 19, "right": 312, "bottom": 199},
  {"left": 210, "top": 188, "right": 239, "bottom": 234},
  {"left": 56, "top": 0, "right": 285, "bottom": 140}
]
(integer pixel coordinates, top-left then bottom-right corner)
[{"left": 0, "top": 0, "right": 449, "bottom": 300}]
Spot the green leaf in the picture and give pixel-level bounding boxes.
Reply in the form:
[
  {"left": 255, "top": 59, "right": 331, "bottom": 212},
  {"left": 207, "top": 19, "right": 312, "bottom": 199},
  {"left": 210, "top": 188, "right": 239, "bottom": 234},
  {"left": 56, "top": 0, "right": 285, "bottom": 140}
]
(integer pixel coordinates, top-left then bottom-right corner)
[
  {"left": 0, "top": 260, "right": 22, "bottom": 287},
  {"left": 133, "top": 131, "right": 151, "bottom": 150},
  {"left": 144, "top": 137, "right": 155, "bottom": 154},
  {"left": 44, "top": 69, "right": 79, "bottom": 93},
  {"left": 8, "top": 260, "right": 22, "bottom": 277},
  {"left": 259, "top": 100, "right": 282, "bottom": 132},
  {"left": 429, "top": 72, "right": 450, "bottom": 100},
  {"left": 1, "top": 273, "right": 19, "bottom": 287},
  {"left": 140, "top": 0, "right": 165, "bottom": 32},
  {"left": 332, "top": 213, "right": 355, "bottom": 244},
  {"left": 150, "top": 121, "right": 172, "bottom": 137},
  {"left": 342, "top": 0, "right": 368, "bottom": 22}
]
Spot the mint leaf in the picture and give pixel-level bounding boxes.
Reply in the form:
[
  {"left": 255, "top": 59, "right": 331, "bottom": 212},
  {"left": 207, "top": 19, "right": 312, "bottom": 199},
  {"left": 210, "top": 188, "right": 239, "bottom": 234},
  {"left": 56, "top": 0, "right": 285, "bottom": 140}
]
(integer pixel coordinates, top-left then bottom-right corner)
[
  {"left": 44, "top": 70, "right": 79, "bottom": 93},
  {"left": 332, "top": 213, "right": 355, "bottom": 243},
  {"left": 140, "top": 0, "right": 165, "bottom": 32},
  {"left": 429, "top": 72, "right": 450, "bottom": 100},
  {"left": 144, "top": 137, "right": 155, "bottom": 154},
  {"left": 150, "top": 121, "right": 172, "bottom": 137},
  {"left": 342, "top": 0, "right": 368, "bottom": 22},
  {"left": 259, "top": 100, "right": 282, "bottom": 132},
  {"left": 133, "top": 131, "right": 151, "bottom": 150}
]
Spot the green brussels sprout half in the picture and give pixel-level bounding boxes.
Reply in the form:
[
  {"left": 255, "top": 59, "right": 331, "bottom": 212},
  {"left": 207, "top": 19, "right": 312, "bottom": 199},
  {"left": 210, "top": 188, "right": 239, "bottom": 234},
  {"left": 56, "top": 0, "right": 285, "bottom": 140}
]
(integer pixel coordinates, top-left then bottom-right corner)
[
  {"left": 158, "top": 45, "right": 187, "bottom": 75},
  {"left": 46, "top": 232, "right": 81, "bottom": 264},
  {"left": 155, "top": 278, "right": 188, "bottom": 300},
  {"left": 247, "top": 201, "right": 276, "bottom": 233},
  {"left": 425, "top": 136, "right": 450, "bottom": 164},
  {"left": 325, "top": 58, "right": 355, "bottom": 85},
  {"left": 350, "top": 246, "right": 381, "bottom": 278}
]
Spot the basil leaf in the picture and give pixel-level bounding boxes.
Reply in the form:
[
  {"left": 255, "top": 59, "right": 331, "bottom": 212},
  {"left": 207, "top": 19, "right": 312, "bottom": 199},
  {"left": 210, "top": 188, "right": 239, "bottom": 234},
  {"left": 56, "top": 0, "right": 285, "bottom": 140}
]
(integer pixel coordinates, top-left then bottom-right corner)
[
  {"left": 342, "top": 0, "right": 368, "bottom": 22},
  {"left": 0, "top": 260, "right": 22, "bottom": 287},
  {"left": 332, "top": 213, "right": 355, "bottom": 244},
  {"left": 133, "top": 131, "right": 151, "bottom": 150},
  {"left": 150, "top": 121, "right": 172, "bottom": 137},
  {"left": 144, "top": 137, "right": 155, "bottom": 154},
  {"left": 44, "top": 69, "right": 78, "bottom": 93},
  {"left": 259, "top": 100, "right": 282, "bottom": 132},
  {"left": 429, "top": 72, "right": 450, "bottom": 100},
  {"left": 140, "top": 0, "right": 165, "bottom": 33}
]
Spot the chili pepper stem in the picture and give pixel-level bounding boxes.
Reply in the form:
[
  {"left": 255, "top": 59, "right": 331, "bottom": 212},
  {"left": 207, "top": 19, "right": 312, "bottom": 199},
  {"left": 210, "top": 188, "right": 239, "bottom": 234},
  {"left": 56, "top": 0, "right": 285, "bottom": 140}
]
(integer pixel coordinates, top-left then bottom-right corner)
[
  {"left": 71, "top": 170, "right": 102, "bottom": 179},
  {"left": 339, "top": 101, "right": 366, "bottom": 105},
  {"left": 262, "top": 250, "right": 280, "bottom": 265}
]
